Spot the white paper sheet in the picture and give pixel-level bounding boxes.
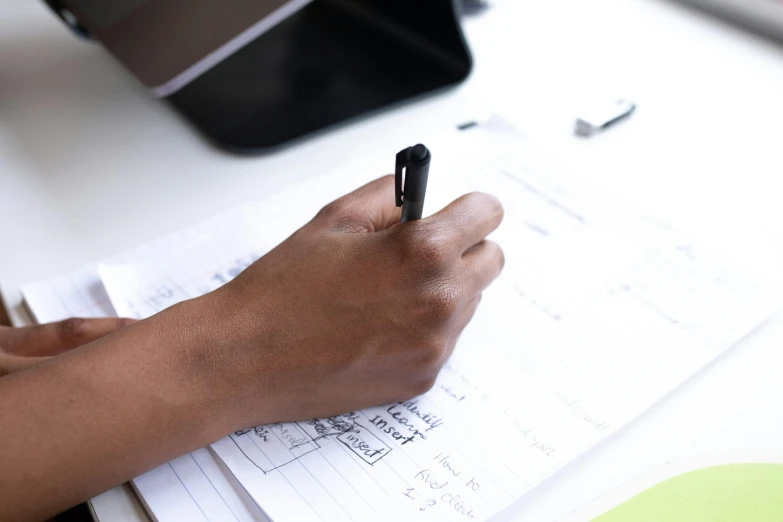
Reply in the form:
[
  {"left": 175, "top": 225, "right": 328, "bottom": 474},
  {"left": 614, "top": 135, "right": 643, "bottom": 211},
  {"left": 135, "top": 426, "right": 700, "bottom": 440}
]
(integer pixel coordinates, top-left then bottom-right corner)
[
  {"left": 22, "top": 121, "right": 775, "bottom": 522},
  {"left": 22, "top": 209, "right": 273, "bottom": 522}
]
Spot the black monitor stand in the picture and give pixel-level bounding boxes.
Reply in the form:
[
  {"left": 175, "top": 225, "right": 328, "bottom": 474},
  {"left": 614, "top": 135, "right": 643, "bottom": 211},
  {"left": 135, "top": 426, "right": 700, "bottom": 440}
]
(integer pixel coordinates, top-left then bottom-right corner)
[{"left": 166, "top": 0, "right": 473, "bottom": 153}]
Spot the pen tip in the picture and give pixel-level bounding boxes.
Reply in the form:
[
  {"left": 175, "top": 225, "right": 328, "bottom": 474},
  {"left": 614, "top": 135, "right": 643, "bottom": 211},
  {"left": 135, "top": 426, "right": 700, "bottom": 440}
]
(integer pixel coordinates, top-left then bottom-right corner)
[{"left": 411, "top": 144, "right": 429, "bottom": 162}]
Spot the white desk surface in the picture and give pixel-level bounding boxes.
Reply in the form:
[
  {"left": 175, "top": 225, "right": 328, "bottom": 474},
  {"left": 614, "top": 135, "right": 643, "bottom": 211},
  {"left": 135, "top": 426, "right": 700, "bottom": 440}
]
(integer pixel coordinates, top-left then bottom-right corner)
[{"left": 2, "top": 0, "right": 783, "bottom": 520}]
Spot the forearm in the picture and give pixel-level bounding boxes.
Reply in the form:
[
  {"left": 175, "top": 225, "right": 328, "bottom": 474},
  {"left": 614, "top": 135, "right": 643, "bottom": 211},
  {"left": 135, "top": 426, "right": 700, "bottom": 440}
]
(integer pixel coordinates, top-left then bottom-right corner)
[
  {"left": 0, "top": 177, "right": 505, "bottom": 521},
  {"left": 0, "top": 299, "right": 227, "bottom": 522}
]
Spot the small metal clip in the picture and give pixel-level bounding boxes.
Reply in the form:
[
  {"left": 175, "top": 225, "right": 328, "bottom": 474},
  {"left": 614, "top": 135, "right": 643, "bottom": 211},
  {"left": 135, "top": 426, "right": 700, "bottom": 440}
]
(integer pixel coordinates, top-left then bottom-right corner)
[{"left": 395, "top": 147, "right": 411, "bottom": 208}]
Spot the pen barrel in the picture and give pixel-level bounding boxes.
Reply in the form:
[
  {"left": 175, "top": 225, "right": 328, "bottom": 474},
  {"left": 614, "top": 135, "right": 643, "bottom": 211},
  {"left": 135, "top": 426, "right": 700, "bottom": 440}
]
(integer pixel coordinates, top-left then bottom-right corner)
[
  {"left": 401, "top": 161, "right": 430, "bottom": 222},
  {"left": 401, "top": 200, "right": 426, "bottom": 223}
]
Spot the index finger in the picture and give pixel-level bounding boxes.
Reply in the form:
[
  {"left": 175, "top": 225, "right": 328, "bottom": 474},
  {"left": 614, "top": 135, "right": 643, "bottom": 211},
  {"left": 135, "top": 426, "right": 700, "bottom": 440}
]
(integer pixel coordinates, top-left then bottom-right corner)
[
  {"left": 315, "top": 175, "right": 402, "bottom": 233},
  {"left": 424, "top": 192, "right": 504, "bottom": 254},
  {"left": 0, "top": 318, "right": 137, "bottom": 357}
]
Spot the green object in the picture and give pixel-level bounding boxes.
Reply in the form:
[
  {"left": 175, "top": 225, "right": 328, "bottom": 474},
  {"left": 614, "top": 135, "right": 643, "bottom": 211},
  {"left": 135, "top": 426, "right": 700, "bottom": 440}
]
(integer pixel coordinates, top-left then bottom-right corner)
[{"left": 594, "top": 464, "right": 783, "bottom": 522}]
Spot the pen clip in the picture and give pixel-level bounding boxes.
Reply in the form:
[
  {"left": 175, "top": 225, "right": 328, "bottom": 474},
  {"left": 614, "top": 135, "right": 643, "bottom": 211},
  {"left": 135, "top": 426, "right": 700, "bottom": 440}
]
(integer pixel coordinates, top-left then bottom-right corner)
[{"left": 395, "top": 147, "right": 410, "bottom": 208}]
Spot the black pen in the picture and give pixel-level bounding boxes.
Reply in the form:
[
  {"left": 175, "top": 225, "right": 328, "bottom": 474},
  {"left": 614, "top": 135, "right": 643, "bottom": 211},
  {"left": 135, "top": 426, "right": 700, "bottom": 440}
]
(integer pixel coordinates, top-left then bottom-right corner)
[{"left": 395, "top": 144, "right": 431, "bottom": 222}]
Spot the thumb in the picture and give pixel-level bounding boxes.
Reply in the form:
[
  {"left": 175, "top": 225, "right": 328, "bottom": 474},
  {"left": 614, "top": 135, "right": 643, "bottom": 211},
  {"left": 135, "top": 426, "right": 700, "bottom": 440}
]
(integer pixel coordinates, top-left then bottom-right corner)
[{"left": 0, "top": 318, "right": 137, "bottom": 358}]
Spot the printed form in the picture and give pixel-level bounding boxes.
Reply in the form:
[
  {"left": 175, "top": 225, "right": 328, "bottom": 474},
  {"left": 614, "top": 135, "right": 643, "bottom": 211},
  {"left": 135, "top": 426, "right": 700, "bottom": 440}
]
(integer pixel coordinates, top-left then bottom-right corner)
[{"left": 22, "top": 123, "right": 774, "bottom": 522}]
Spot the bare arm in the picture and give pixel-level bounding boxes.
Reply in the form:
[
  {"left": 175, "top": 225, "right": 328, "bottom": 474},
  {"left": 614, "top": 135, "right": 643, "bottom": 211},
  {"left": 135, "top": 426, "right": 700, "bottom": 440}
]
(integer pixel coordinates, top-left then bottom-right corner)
[
  {"left": 0, "top": 304, "right": 225, "bottom": 521},
  {"left": 0, "top": 176, "right": 504, "bottom": 521}
]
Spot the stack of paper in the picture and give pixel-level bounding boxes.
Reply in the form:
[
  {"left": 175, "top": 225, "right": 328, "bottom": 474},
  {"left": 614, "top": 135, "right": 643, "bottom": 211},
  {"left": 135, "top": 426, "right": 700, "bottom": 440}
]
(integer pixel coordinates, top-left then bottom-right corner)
[{"left": 22, "top": 121, "right": 774, "bottom": 521}]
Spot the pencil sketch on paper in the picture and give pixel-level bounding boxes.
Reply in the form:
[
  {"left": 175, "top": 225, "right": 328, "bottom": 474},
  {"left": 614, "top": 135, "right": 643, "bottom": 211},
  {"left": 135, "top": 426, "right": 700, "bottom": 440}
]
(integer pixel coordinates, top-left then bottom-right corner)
[{"left": 230, "top": 413, "right": 392, "bottom": 474}]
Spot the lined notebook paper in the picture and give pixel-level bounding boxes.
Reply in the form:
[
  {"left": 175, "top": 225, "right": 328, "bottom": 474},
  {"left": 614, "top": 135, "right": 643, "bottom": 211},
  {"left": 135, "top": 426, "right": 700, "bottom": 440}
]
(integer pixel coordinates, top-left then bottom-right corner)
[{"left": 22, "top": 122, "right": 775, "bottom": 522}]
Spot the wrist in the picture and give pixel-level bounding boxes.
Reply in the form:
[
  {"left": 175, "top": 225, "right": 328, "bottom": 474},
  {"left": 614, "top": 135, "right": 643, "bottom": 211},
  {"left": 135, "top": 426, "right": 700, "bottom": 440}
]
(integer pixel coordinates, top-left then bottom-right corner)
[
  {"left": 133, "top": 297, "right": 238, "bottom": 445},
  {"left": 165, "top": 292, "right": 263, "bottom": 438}
]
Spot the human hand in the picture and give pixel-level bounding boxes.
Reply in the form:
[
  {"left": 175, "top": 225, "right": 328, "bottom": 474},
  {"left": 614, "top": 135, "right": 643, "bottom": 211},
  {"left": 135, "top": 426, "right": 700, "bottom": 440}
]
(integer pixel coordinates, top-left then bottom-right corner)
[
  {"left": 197, "top": 175, "right": 505, "bottom": 431},
  {"left": 0, "top": 318, "right": 136, "bottom": 377}
]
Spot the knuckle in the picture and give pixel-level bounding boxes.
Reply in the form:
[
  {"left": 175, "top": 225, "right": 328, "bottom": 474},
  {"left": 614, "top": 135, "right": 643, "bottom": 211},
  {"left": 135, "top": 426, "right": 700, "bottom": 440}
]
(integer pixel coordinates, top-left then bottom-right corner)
[
  {"left": 488, "top": 240, "right": 506, "bottom": 271},
  {"left": 316, "top": 200, "right": 366, "bottom": 232},
  {"left": 58, "top": 318, "right": 87, "bottom": 347},
  {"left": 315, "top": 200, "right": 344, "bottom": 222},
  {"left": 486, "top": 193, "right": 505, "bottom": 220},
  {"left": 403, "top": 228, "right": 449, "bottom": 272},
  {"left": 331, "top": 211, "right": 367, "bottom": 233},
  {"left": 424, "top": 284, "right": 461, "bottom": 321},
  {"left": 469, "top": 192, "right": 504, "bottom": 220},
  {"left": 414, "top": 339, "right": 447, "bottom": 369},
  {"left": 409, "top": 376, "right": 438, "bottom": 397},
  {"left": 419, "top": 235, "right": 448, "bottom": 265}
]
